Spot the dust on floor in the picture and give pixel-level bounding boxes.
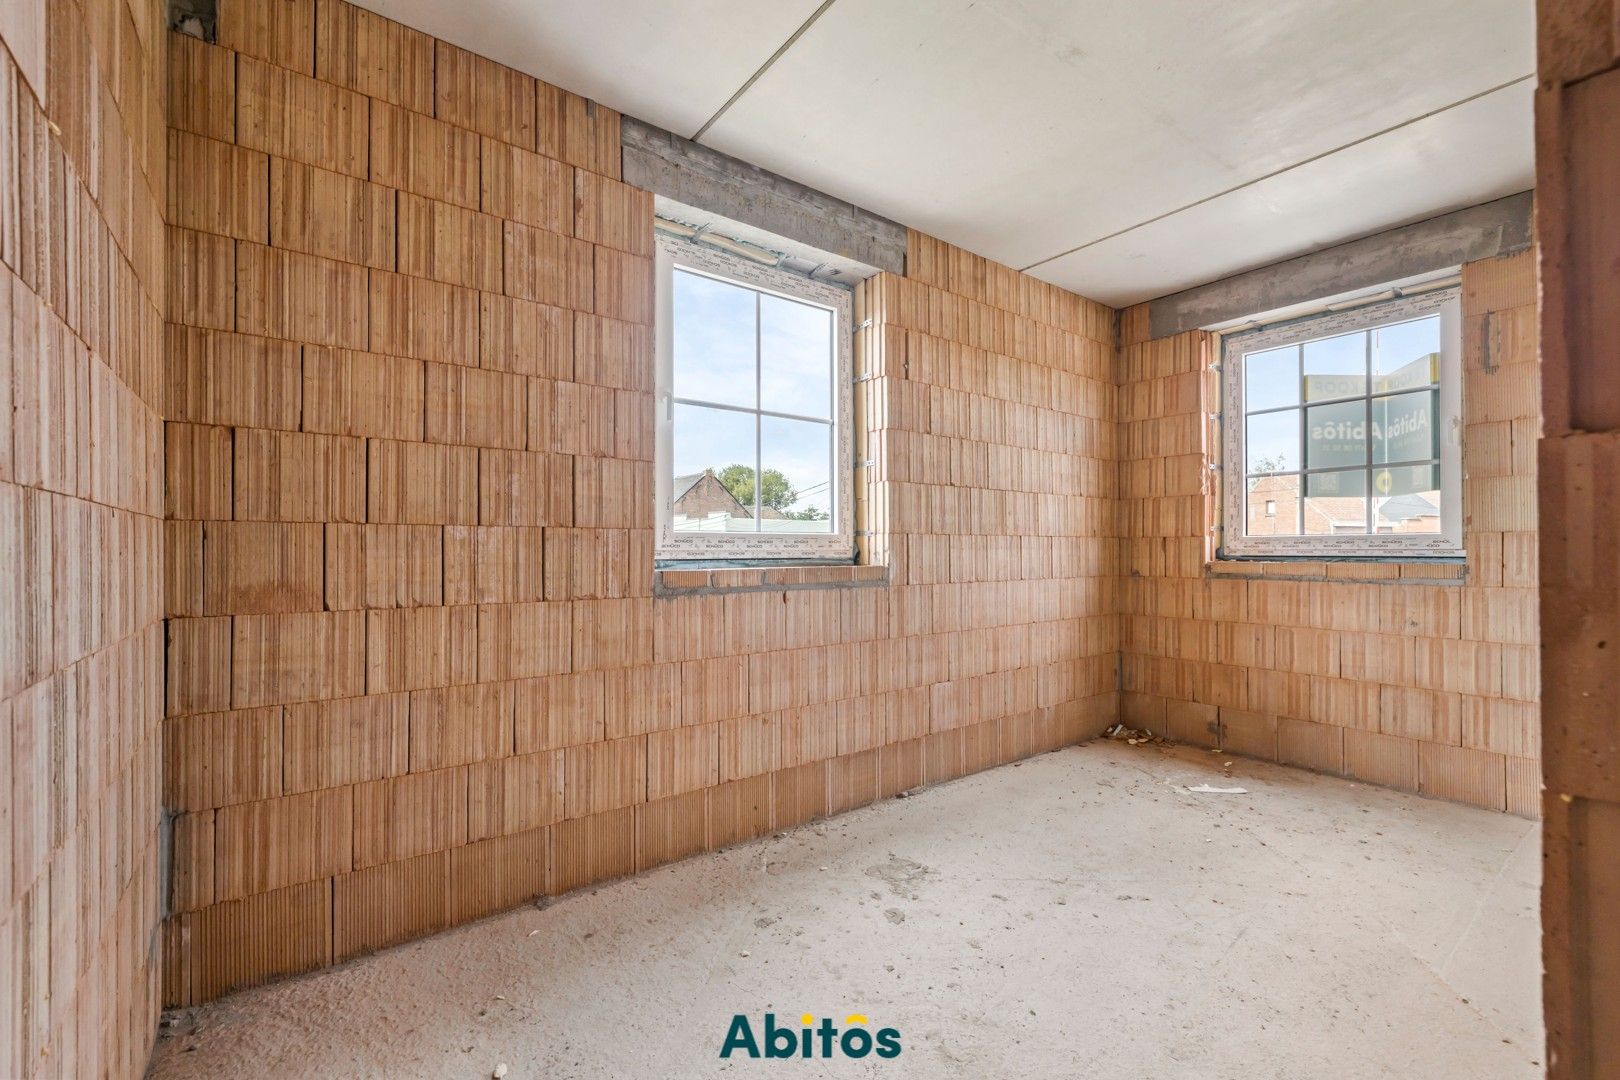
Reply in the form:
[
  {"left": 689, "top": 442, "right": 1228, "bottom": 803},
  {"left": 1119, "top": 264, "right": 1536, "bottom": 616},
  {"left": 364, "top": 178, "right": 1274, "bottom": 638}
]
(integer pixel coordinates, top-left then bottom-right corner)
[{"left": 148, "top": 741, "right": 1542, "bottom": 1079}]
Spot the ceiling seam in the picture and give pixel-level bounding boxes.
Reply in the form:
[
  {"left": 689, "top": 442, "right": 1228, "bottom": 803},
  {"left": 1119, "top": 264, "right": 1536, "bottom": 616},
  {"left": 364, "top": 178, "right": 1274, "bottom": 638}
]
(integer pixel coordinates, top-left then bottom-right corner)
[
  {"left": 1018, "top": 72, "right": 1535, "bottom": 274},
  {"left": 690, "top": 0, "right": 839, "bottom": 142}
]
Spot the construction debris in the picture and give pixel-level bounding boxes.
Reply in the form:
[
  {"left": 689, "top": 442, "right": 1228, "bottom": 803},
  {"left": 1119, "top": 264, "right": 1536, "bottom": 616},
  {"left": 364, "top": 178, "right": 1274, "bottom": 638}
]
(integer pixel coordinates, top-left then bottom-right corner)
[{"left": 1103, "top": 723, "right": 1166, "bottom": 746}]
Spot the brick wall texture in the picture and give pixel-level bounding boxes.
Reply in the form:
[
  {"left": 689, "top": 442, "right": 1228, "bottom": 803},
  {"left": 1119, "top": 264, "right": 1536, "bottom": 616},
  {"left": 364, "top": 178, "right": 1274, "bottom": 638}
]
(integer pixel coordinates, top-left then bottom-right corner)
[
  {"left": 0, "top": 0, "right": 1548, "bottom": 1045},
  {"left": 1, "top": 0, "right": 170, "bottom": 1076},
  {"left": 155, "top": 0, "right": 1120, "bottom": 1008}
]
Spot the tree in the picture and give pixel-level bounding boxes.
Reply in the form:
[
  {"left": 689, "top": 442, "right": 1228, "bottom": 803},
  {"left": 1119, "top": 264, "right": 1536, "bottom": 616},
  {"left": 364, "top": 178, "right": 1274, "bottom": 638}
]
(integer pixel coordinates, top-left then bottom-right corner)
[
  {"left": 784, "top": 505, "right": 828, "bottom": 521},
  {"left": 717, "top": 464, "right": 795, "bottom": 512},
  {"left": 1246, "top": 453, "right": 1289, "bottom": 490}
]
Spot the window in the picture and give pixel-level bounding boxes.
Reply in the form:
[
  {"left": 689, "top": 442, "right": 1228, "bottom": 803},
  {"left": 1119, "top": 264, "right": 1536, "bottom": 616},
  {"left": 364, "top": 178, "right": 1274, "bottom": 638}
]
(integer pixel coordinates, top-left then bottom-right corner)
[
  {"left": 1219, "top": 288, "right": 1462, "bottom": 558},
  {"left": 654, "top": 229, "right": 854, "bottom": 561}
]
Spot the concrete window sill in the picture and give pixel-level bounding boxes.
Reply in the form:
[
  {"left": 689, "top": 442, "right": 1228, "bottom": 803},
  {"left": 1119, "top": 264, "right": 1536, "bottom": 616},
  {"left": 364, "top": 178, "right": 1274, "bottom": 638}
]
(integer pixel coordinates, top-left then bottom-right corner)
[
  {"left": 1206, "top": 559, "right": 1468, "bottom": 586},
  {"left": 654, "top": 564, "right": 889, "bottom": 596}
]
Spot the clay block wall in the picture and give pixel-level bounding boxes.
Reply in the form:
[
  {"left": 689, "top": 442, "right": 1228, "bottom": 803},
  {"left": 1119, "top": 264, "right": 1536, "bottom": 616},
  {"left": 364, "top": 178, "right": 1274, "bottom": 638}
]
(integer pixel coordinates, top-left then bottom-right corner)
[
  {"left": 1116, "top": 250, "right": 1540, "bottom": 816},
  {"left": 1535, "top": 2, "right": 1620, "bottom": 1073},
  {"left": 158, "top": 0, "right": 1119, "bottom": 1005},
  {"left": 0, "top": 0, "right": 169, "bottom": 1076}
]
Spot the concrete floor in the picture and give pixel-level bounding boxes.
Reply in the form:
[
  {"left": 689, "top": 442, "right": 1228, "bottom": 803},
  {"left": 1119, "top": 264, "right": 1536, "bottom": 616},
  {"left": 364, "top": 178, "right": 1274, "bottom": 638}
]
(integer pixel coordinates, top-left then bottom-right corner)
[{"left": 148, "top": 741, "right": 1542, "bottom": 1079}]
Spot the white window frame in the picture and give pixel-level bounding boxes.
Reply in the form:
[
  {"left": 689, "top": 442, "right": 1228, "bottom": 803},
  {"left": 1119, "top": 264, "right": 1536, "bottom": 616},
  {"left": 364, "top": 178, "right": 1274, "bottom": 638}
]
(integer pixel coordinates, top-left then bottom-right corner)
[
  {"left": 654, "top": 231, "right": 855, "bottom": 562},
  {"left": 1219, "top": 288, "right": 1463, "bottom": 559}
]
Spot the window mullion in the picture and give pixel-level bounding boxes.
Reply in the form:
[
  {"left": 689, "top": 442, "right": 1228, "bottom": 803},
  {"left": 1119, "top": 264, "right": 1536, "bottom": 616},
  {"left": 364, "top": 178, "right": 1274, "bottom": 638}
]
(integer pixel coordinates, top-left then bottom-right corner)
[
  {"left": 754, "top": 291, "right": 762, "bottom": 531},
  {"left": 830, "top": 308, "right": 838, "bottom": 532},
  {"left": 1364, "top": 329, "right": 1373, "bottom": 535},
  {"left": 669, "top": 397, "right": 831, "bottom": 425},
  {"left": 1295, "top": 345, "right": 1304, "bottom": 536}
]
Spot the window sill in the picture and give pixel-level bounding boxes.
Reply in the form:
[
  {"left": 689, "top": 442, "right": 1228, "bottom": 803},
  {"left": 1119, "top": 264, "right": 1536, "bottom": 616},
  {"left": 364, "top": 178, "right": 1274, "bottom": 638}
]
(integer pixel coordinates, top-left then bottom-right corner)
[
  {"left": 1207, "top": 558, "right": 1468, "bottom": 585},
  {"left": 654, "top": 564, "right": 889, "bottom": 596}
]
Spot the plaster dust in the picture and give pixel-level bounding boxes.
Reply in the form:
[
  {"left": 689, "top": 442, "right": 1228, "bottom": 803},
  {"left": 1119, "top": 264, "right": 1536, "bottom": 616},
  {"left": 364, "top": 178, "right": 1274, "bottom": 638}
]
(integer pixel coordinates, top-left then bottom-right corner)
[{"left": 147, "top": 742, "right": 1541, "bottom": 1079}]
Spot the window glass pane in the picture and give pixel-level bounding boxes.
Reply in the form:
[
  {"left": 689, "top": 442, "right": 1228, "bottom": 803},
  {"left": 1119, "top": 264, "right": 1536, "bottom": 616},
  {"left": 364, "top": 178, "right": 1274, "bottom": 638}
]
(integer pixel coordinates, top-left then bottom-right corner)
[
  {"left": 1224, "top": 297, "right": 1456, "bottom": 555},
  {"left": 1245, "top": 474, "right": 1299, "bottom": 536},
  {"left": 1305, "top": 399, "right": 1366, "bottom": 471},
  {"left": 671, "top": 403, "right": 759, "bottom": 532},
  {"left": 1302, "top": 330, "right": 1366, "bottom": 401},
  {"left": 672, "top": 269, "right": 756, "bottom": 409},
  {"left": 760, "top": 294, "right": 833, "bottom": 419},
  {"left": 760, "top": 415, "right": 834, "bottom": 534},
  {"left": 1305, "top": 468, "right": 1368, "bottom": 535},
  {"left": 1244, "top": 346, "right": 1298, "bottom": 412},
  {"left": 1372, "top": 467, "right": 1442, "bottom": 533},
  {"left": 1373, "top": 315, "right": 1440, "bottom": 391},
  {"left": 1373, "top": 463, "right": 1442, "bottom": 498},
  {"left": 1372, "top": 390, "right": 1438, "bottom": 465},
  {"left": 1247, "top": 410, "right": 1299, "bottom": 473}
]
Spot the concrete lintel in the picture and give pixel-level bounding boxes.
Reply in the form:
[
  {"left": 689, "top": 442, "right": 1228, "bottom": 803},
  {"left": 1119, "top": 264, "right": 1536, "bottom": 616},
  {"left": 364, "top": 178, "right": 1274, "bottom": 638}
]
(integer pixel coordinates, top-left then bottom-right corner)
[
  {"left": 1148, "top": 191, "right": 1534, "bottom": 338},
  {"left": 621, "top": 117, "right": 907, "bottom": 275}
]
